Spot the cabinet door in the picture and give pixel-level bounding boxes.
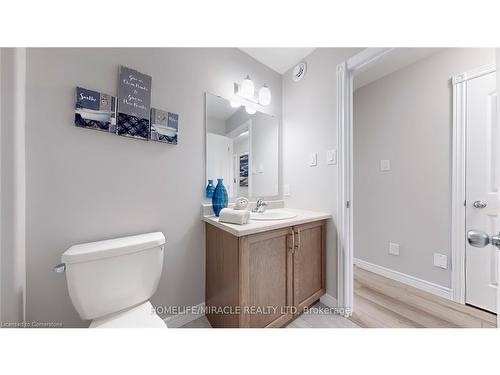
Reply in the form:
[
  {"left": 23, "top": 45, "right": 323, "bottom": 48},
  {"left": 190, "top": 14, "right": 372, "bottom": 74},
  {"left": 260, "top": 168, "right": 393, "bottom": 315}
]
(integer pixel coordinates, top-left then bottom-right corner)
[
  {"left": 293, "top": 221, "right": 326, "bottom": 312},
  {"left": 239, "top": 227, "right": 294, "bottom": 328}
]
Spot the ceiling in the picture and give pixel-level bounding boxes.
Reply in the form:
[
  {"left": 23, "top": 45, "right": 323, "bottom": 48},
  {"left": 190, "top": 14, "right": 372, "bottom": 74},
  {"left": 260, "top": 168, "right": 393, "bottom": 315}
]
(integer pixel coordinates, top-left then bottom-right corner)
[
  {"left": 354, "top": 48, "right": 443, "bottom": 90},
  {"left": 239, "top": 48, "right": 315, "bottom": 74}
]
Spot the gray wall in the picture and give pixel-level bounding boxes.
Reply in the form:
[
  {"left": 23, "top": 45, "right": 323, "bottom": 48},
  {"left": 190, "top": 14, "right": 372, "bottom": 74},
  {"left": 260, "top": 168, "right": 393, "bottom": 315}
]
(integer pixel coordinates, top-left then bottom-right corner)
[
  {"left": 25, "top": 48, "right": 282, "bottom": 327},
  {"left": 1, "top": 48, "right": 26, "bottom": 325},
  {"left": 353, "top": 48, "right": 495, "bottom": 288},
  {"left": 282, "top": 48, "right": 362, "bottom": 298}
]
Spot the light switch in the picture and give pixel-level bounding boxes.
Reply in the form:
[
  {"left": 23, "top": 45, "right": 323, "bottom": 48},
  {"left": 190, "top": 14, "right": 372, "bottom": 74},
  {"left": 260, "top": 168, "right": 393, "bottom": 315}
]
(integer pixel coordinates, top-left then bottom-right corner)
[
  {"left": 309, "top": 152, "right": 317, "bottom": 167},
  {"left": 434, "top": 253, "right": 448, "bottom": 269},
  {"left": 380, "top": 159, "right": 390, "bottom": 171},
  {"left": 327, "top": 149, "right": 337, "bottom": 165}
]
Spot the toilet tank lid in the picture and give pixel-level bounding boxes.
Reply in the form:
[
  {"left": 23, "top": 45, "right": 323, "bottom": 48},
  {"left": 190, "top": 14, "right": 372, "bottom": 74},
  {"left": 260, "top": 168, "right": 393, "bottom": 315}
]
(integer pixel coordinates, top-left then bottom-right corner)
[{"left": 62, "top": 232, "right": 165, "bottom": 264}]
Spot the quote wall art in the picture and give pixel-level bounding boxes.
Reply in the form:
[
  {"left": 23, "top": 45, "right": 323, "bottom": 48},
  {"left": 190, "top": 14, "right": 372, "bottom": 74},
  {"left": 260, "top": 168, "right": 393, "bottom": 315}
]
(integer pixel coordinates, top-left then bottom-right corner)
[{"left": 74, "top": 65, "right": 179, "bottom": 145}]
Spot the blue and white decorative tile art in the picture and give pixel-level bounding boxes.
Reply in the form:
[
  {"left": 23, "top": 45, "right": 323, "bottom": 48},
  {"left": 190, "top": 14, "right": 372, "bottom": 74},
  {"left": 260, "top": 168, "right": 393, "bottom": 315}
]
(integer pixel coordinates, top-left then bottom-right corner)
[
  {"left": 239, "top": 153, "right": 249, "bottom": 187},
  {"left": 75, "top": 87, "right": 116, "bottom": 132},
  {"left": 117, "top": 66, "right": 152, "bottom": 141},
  {"left": 150, "top": 108, "right": 179, "bottom": 144}
]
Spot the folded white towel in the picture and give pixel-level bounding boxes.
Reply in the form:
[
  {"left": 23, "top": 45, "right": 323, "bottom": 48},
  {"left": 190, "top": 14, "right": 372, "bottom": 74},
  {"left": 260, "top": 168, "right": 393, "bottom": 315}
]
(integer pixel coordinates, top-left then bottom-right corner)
[{"left": 219, "top": 208, "right": 250, "bottom": 225}]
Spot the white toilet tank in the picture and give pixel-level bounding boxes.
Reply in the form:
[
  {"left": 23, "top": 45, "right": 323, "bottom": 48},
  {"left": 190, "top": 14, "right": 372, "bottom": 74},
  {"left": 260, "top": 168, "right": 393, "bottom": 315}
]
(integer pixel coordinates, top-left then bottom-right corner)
[{"left": 61, "top": 232, "right": 165, "bottom": 320}]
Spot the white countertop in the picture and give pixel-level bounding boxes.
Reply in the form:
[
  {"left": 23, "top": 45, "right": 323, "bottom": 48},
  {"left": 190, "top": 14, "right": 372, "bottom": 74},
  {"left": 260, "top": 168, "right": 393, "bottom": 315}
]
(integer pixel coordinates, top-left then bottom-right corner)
[{"left": 202, "top": 208, "right": 332, "bottom": 237}]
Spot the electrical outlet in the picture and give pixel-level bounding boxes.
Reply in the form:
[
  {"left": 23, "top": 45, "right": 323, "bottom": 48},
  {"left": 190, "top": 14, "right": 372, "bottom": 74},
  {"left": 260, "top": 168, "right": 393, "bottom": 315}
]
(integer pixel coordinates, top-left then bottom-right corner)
[
  {"left": 434, "top": 253, "right": 448, "bottom": 269},
  {"left": 389, "top": 242, "right": 400, "bottom": 256}
]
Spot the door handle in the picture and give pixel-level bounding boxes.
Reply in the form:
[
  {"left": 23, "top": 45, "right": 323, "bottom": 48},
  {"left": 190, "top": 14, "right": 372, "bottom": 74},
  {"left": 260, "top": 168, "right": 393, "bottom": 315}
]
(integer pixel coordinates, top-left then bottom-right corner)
[
  {"left": 473, "top": 200, "right": 487, "bottom": 209},
  {"left": 289, "top": 229, "right": 295, "bottom": 253},
  {"left": 294, "top": 230, "right": 301, "bottom": 252},
  {"left": 467, "top": 230, "right": 500, "bottom": 249}
]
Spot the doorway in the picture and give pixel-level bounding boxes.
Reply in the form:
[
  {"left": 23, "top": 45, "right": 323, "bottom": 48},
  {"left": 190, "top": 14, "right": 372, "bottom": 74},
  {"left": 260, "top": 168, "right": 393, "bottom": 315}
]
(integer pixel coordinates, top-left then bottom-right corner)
[{"left": 337, "top": 48, "right": 498, "bottom": 324}]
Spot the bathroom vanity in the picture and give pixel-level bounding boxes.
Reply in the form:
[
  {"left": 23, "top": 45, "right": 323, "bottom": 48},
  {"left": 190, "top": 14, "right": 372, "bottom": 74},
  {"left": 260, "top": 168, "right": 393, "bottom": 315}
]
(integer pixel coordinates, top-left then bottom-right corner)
[
  {"left": 203, "top": 209, "right": 330, "bottom": 328},
  {"left": 204, "top": 93, "right": 329, "bottom": 327}
]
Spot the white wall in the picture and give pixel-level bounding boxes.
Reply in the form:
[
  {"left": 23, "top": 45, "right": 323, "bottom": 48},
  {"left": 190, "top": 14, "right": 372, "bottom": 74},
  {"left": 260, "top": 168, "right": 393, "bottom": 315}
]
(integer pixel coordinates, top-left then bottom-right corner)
[
  {"left": 353, "top": 48, "right": 495, "bottom": 288},
  {"left": 282, "top": 48, "right": 362, "bottom": 298},
  {"left": 24, "top": 48, "right": 282, "bottom": 327},
  {"left": 252, "top": 114, "right": 279, "bottom": 197}
]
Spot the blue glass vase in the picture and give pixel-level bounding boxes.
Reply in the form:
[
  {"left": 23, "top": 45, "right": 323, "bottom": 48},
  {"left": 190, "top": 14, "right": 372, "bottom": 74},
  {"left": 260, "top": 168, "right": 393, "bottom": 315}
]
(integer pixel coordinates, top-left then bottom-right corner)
[
  {"left": 212, "top": 178, "right": 228, "bottom": 217},
  {"left": 206, "top": 179, "right": 215, "bottom": 199}
]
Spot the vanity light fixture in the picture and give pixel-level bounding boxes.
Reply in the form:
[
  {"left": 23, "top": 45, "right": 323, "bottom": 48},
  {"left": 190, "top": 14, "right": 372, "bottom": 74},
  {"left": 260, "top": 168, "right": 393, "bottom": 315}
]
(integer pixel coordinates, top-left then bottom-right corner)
[
  {"left": 245, "top": 106, "right": 257, "bottom": 115},
  {"left": 240, "top": 75, "right": 255, "bottom": 99},
  {"left": 234, "top": 75, "right": 271, "bottom": 106},
  {"left": 258, "top": 84, "right": 271, "bottom": 106}
]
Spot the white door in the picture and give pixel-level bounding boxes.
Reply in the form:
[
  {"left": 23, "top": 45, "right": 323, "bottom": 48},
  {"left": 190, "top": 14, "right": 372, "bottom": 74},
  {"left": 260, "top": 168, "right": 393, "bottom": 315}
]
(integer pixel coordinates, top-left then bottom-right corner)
[{"left": 465, "top": 71, "right": 498, "bottom": 313}]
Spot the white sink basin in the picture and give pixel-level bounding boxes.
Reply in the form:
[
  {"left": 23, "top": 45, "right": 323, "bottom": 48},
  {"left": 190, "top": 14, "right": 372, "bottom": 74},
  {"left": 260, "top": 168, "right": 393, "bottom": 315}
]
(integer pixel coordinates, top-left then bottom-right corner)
[{"left": 250, "top": 209, "right": 297, "bottom": 221}]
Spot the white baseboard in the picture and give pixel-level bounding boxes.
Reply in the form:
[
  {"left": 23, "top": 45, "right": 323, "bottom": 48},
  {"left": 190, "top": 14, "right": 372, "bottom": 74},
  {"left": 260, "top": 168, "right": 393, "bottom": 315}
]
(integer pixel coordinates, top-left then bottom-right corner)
[
  {"left": 354, "top": 258, "right": 452, "bottom": 300},
  {"left": 163, "top": 302, "right": 205, "bottom": 328},
  {"left": 320, "top": 293, "right": 338, "bottom": 308}
]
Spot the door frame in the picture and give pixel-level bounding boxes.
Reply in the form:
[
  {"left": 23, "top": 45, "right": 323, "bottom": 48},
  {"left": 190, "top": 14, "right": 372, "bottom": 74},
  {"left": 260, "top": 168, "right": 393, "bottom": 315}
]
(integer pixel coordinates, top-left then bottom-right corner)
[
  {"left": 227, "top": 119, "right": 253, "bottom": 197},
  {"left": 451, "top": 64, "right": 496, "bottom": 304},
  {"left": 336, "top": 48, "right": 393, "bottom": 313},
  {"left": 336, "top": 50, "right": 496, "bottom": 312}
]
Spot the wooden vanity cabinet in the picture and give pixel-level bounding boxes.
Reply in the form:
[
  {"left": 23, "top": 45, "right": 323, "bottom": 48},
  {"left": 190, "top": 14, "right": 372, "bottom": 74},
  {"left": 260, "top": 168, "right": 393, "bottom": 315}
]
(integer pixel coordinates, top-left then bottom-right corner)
[
  {"left": 292, "top": 221, "right": 327, "bottom": 313},
  {"left": 205, "top": 220, "right": 326, "bottom": 328}
]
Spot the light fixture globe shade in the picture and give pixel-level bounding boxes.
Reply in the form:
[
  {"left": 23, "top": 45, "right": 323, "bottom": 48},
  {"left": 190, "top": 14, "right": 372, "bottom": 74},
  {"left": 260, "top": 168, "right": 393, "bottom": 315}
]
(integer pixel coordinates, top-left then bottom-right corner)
[
  {"left": 258, "top": 85, "right": 271, "bottom": 106},
  {"left": 230, "top": 100, "right": 241, "bottom": 108},
  {"left": 245, "top": 106, "right": 257, "bottom": 115},
  {"left": 240, "top": 75, "right": 255, "bottom": 99}
]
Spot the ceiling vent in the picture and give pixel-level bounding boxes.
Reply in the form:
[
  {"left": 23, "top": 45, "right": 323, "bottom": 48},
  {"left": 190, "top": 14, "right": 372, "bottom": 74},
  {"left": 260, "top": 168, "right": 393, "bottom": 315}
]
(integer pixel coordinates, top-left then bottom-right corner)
[{"left": 292, "top": 62, "right": 307, "bottom": 82}]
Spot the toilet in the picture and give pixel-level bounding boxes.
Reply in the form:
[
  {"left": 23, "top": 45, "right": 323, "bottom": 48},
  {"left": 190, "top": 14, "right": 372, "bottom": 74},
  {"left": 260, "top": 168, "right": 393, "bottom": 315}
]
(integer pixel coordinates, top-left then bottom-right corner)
[{"left": 60, "top": 232, "right": 167, "bottom": 328}]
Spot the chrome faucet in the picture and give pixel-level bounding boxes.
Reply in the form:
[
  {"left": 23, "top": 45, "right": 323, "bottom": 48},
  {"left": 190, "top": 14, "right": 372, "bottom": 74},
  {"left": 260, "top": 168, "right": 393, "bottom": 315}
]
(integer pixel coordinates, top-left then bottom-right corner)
[{"left": 252, "top": 199, "right": 268, "bottom": 213}]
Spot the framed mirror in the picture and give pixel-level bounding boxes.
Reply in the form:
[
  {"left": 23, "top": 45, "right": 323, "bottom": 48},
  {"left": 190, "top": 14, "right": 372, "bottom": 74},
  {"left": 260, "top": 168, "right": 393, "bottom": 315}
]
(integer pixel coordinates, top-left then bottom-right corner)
[{"left": 205, "top": 92, "right": 280, "bottom": 200}]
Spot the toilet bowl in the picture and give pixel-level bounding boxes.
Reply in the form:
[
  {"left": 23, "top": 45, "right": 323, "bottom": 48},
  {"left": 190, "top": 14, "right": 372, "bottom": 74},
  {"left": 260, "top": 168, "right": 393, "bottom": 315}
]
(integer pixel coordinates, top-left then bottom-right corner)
[
  {"left": 89, "top": 301, "right": 166, "bottom": 328},
  {"left": 60, "top": 232, "right": 167, "bottom": 328}
]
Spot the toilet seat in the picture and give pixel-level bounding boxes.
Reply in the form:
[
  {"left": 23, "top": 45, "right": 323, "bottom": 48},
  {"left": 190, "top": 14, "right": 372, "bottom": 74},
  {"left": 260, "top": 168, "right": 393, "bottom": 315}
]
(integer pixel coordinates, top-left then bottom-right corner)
[{"left": 89, "top": 301, "right": 166, "bottom": 328}]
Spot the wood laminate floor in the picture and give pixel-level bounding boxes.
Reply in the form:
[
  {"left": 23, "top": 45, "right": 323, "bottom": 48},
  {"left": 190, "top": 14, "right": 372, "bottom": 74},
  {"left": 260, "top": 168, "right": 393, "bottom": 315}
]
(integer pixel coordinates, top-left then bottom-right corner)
[
  {"left": 352, "top": 266, "right": 497, "bottom": 328},
  {"left": 180, "top": 267, "right": 497, "bottom": 328}
]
